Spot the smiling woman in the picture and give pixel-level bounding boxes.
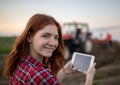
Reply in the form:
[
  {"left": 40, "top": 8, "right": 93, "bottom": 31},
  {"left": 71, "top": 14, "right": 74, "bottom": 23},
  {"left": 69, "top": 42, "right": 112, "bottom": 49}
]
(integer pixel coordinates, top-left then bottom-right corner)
[
  {"left": 28, "top": 24, "right": 59, "bottom": 60},
  {"left": 3, "top": 13, "right": 96, "bottom": 85},
  {"left": 4, "top": 14, "right": 64, "bottom": 85}
]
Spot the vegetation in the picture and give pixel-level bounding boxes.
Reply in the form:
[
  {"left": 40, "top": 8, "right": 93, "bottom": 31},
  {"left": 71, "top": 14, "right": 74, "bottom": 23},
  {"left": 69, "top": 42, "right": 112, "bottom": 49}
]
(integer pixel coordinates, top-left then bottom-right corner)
[{"left": 0, "top": 36, "right": 16, "bottom": 53}]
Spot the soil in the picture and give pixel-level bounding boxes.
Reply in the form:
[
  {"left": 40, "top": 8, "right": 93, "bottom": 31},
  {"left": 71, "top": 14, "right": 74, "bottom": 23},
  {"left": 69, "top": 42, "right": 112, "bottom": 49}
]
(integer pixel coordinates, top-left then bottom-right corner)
[{"left": 62, "top": 41, "right": 120, "bottom": 85}]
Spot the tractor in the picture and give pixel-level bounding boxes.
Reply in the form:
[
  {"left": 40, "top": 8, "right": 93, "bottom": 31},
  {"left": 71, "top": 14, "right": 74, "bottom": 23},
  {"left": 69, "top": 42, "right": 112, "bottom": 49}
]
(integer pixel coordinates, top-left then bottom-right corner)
[{"left": 62, "top": 22, "right": 93, "bottom": 60}]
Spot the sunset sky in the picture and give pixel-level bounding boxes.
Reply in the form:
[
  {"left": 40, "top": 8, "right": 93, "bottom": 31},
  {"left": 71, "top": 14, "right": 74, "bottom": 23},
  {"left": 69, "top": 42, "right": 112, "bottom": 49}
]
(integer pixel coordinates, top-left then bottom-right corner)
[{"left": 0, "top": 0, "right": 120, "bottom": 36}]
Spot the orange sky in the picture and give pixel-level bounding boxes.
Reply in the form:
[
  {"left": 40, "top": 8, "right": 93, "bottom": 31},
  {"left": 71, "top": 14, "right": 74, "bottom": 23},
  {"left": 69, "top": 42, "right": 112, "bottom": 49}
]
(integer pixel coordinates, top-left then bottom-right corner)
[{"left": 0, "top": 0, "right": 120, "bottom": 36}]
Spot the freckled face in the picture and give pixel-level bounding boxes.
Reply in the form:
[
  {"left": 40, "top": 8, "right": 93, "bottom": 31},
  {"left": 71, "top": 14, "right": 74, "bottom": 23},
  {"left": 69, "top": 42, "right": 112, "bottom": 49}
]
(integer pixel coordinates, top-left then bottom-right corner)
[{"left": 29, "top": 24, "right": 59, "bottom": 58}]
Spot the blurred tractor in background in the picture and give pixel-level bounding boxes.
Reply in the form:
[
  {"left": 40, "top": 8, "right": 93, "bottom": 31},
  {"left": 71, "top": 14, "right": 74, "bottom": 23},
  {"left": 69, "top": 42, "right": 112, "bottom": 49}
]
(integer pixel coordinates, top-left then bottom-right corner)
[
  {"left": 92, "top": 32, "right": 113, "bottom": 49},
  {"left": 62, "top": 22, "right": 93, "bottom": 60}
]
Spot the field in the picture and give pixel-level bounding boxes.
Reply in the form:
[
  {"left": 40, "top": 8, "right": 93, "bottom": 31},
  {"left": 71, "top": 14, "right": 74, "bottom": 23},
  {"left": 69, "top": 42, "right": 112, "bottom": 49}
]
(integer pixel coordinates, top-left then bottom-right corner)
[
  {"left": 0, "top": 37, "right": 120, "bottom": 85},
  {"left": 62, "top": 41, "right": 120, "bottom": 85}
]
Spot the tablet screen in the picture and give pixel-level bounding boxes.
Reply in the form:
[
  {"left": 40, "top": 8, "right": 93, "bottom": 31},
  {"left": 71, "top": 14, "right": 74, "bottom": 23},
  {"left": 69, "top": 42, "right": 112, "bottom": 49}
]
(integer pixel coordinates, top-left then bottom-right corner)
[{"left": 71, "top": 52, "right": 95, "bottom": 72}]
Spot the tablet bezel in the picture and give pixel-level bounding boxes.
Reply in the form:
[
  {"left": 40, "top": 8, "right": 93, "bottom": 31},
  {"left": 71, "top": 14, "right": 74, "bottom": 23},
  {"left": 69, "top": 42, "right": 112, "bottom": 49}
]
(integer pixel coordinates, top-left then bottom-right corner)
[{"left": 71, "top": 52, "right": 95, "bottom": 72}]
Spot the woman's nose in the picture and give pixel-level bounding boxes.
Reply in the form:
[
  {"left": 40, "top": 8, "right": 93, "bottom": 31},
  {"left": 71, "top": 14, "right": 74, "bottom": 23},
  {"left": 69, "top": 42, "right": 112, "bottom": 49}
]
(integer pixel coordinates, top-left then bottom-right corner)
[{"left": 48, "top": 38, "right": 58, "bottom": 46}]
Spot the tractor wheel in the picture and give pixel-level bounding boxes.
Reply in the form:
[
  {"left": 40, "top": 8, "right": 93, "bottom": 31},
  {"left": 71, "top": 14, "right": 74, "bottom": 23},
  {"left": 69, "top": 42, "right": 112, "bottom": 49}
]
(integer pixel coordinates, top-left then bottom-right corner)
[
  {"left": 64, "top": 46, "right": 70, "bottom": 60},
  {"left": 84, "top": 39, "right": 93, "bottom": 53}
]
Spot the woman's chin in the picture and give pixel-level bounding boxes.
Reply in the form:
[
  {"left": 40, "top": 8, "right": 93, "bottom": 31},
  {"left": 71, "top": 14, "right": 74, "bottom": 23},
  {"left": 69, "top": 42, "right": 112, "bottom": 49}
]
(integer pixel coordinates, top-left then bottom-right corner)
[
  {"left": 41, "top": 50, "right": 54, "bottom": 57},
  {"left": 43, "top": 53, "right": 52, "bottom": 57}
]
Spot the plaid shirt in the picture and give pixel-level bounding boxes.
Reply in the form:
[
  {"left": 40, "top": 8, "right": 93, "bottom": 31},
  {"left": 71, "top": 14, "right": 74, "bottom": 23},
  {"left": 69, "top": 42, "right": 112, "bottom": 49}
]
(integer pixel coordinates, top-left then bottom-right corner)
[{"left": 9, "top": 55, "right": 60, "bottom": 85}]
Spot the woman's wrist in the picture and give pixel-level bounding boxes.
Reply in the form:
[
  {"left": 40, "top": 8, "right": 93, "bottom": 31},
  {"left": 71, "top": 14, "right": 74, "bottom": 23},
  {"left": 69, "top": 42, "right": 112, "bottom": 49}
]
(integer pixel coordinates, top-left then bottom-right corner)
[
  {"left": 57, "top": 68, "right": 67, "bottom": 83},
  {"left": 87, "top": 74, "right": 94, "bottom": 79},
  {"left": 62, "top": 68, "right": 69, "bottom": 75},
  {"left": 85, "top": 75, "right": 94, "bottom": 85}
]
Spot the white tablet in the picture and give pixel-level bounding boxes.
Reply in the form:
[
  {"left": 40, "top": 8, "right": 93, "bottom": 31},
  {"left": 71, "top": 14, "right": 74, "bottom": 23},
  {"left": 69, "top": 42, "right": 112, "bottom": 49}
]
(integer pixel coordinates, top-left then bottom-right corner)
[{"left": 71, "top": 52, "right": 95, "bottom": 72}]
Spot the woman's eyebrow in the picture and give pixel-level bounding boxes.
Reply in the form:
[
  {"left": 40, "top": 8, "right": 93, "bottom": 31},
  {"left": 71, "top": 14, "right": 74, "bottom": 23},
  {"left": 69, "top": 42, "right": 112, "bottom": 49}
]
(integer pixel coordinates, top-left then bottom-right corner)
[{"left": 42, "top": 32, "right": 59, "bottom": 36}]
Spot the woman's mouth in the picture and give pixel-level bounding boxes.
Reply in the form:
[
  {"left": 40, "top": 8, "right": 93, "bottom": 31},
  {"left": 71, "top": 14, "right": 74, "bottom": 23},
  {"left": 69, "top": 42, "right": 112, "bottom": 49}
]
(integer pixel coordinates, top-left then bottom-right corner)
[{"left": 44, "top": 46, "right": 55, "bottom": 52}]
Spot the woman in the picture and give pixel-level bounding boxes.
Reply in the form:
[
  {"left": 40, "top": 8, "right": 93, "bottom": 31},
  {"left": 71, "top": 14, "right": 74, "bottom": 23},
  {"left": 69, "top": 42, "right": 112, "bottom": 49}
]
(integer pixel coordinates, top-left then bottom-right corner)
[{"left": 4, "top": 14, "right": 96, "bottom": 85}]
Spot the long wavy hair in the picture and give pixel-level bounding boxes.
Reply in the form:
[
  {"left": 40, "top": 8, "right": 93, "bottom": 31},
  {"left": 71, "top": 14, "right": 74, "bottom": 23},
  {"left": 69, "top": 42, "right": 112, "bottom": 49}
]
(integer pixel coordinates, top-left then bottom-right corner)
[{"left": 4, "top": 14, "right": 64, "bottom": 77}]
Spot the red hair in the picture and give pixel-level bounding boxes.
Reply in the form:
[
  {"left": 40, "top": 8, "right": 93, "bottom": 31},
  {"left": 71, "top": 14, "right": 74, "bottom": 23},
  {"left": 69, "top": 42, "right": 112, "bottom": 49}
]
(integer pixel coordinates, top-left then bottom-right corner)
[{"left": 4, "top": 14, "right": 64, "bottom": 77}]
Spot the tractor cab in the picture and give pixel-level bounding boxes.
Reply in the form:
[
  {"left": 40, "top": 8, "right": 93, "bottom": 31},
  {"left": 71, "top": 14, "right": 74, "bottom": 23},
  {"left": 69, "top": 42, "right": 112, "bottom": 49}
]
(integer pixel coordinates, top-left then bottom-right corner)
[{"left": 62, "top": 22, "right": 93, "bottom": 60}]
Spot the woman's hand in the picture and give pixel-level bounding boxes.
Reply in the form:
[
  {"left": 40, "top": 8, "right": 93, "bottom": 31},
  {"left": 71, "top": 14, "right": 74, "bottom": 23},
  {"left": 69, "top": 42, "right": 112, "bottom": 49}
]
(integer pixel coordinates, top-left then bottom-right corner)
[
  {"left": 80, "top": 63, "right": 96, "bottom": 77},
  {"left": 63, "top": 60, "right": 75, "bottom": 75},
  {"left": 85, "top": 63, "right": 96, "bottom": 85},
  {"left": 87, "top": 63, "right": 96, "bottom": 78},
  {"left": 57, "top": 60, "right": 75, "bottom": 82}
]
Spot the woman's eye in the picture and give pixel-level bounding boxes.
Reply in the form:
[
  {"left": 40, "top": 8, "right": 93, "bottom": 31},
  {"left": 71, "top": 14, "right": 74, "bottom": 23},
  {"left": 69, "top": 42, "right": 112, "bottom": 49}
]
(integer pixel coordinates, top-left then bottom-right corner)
[
  {"left": 55, "top": 36, "right": 59, "bottom": 40},
  {"left": 42, "top": 35, "right": 49, "bottom": 38}
]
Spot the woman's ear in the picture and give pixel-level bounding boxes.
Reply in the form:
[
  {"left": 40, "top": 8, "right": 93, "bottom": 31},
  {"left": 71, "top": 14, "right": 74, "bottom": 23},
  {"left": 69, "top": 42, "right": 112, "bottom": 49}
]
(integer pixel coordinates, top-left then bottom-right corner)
[
  {"left": 27, "top": 37, "right": 32, "bottom": 43},
  {"left": 27, "top": 33, "right": 32, "bottom": 43}
]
